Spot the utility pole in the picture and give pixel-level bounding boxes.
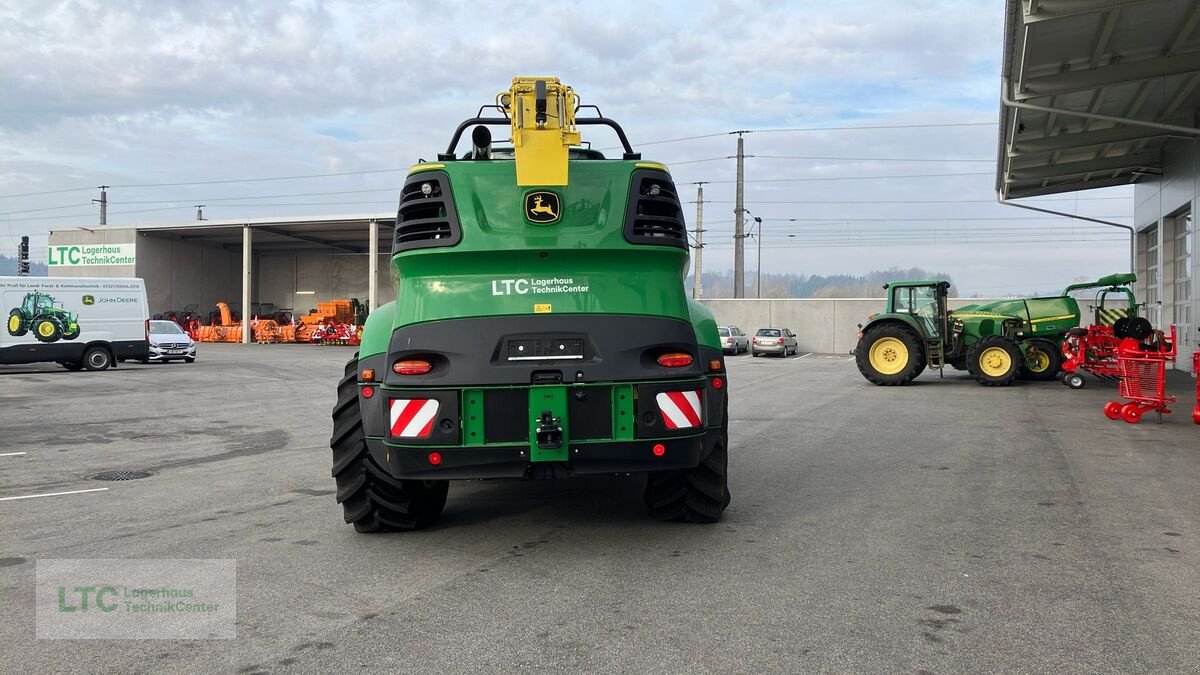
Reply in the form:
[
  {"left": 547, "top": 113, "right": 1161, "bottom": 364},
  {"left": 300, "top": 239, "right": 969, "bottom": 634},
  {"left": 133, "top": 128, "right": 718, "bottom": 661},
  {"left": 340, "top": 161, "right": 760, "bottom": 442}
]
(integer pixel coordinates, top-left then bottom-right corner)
[
  {"left": 733, "top": 132, "right": 746, "bottom": 298},
  {"left": 754, "top": 217, "right": 763, "bottom": 299},
  {"left": 195, "top": 205, "right": 206, "bottom": 221},
  {"left": 17, "top": 236, "right": 30, "bottom": 276},
  {"left": 692, "top": 182, "right": 705, "bottom": 299},
  {"left": 93, "top": 186, "right": 108, "bottom": 225}
]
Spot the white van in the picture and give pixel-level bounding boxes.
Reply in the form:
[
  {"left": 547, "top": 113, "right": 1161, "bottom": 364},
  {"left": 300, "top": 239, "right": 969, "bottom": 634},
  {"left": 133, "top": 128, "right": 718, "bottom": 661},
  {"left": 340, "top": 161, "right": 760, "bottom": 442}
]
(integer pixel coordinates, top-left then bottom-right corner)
[{"left": 1, "top": 276, "right": 149, "bottom": 371}]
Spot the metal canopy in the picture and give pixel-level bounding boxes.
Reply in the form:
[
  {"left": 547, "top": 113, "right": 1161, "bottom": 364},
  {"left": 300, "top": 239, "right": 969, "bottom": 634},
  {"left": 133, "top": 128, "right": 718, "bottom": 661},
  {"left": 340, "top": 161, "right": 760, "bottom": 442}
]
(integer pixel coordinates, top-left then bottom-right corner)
[
  {"left": 135, "top": 213, "right": 395, "bottom": 256},
  {"left": 997, "top": 0, "right": 1200, "bottom": 199}
]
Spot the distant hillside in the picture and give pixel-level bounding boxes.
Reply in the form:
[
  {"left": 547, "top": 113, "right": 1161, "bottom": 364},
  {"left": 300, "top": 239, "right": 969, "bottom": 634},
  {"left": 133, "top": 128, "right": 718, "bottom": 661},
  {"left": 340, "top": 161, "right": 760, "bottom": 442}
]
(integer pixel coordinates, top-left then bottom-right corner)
[
  {"left": 0, "top": 254, "right": 48, "bottom": 276},
  {"left": 686, "top": 268, "right": 955, "bottom": 298}
]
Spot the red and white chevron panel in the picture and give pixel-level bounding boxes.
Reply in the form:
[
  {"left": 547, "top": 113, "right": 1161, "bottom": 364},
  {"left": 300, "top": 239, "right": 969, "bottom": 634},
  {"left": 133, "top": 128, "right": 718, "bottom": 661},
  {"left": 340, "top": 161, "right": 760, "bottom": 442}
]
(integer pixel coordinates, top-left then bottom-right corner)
[
  {"left": 655, "top": 390, "right": 703, "bottom": 429},
  {"left": 389, "top": 399, "right": 440, "bottom": 438}
]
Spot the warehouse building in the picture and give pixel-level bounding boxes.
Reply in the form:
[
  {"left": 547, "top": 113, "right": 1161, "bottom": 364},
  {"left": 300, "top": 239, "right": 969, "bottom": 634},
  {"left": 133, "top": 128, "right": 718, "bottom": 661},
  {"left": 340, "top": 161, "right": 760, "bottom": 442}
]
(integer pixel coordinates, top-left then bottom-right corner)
[
  {"left": 997, "top": 0, "right": 1200, "bottom": 366},
  {"left": 47, "top": 214, "right": 394, "bottom": 341}
]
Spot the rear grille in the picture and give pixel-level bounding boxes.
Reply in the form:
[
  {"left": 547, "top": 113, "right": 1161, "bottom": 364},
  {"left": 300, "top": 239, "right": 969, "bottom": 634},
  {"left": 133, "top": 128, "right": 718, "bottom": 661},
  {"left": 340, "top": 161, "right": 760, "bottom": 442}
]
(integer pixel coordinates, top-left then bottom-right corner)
[
  {"left": 624, "top": 170, "right": 687, "bottom": 249},
  {"left": 394, "top": 170, "right": 462, "bottom": 253}
]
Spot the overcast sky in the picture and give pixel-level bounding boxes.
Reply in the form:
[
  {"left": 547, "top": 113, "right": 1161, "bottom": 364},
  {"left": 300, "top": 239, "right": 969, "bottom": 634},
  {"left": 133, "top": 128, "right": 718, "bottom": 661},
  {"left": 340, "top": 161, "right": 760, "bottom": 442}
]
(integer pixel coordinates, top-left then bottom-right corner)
[{"left": 0, "top": 0, "right": 1133, "bottom": 295}]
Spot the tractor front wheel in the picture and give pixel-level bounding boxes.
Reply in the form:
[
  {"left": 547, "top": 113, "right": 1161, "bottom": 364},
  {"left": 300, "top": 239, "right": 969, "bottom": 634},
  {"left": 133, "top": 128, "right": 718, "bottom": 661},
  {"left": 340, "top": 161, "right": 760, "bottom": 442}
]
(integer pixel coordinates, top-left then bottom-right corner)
[
  {"left": 332, "top": 354, "right": 448, "bottom": 532},
  {"left": 1020, "top": 338, "right": 1063, "bottom": 381},
  {"left": 7, "top": 309, "right": 28, "bottom": 337},
  {"left": 33, "top": 316, "right": 62, "bottom": 343},
  {"left": 966, "top": 335, "right": 1021, "bottom": 386},
  {"left": 855, "top": 324, "right": 925, "bottom": 385}
]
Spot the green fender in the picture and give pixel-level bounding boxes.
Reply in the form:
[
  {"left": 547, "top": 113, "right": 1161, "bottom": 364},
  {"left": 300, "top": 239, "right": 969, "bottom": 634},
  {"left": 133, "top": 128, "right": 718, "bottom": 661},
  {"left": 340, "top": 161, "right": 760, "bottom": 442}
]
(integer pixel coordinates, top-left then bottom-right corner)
[
  {"left": 357, "top": 300, "right": 397, "bottom": 358},
  {"left": 860, "top": 313, "right": 925, "bottom": 340},
  {"left": 687, "top": 299, "right": 720, "bottom": 351}
]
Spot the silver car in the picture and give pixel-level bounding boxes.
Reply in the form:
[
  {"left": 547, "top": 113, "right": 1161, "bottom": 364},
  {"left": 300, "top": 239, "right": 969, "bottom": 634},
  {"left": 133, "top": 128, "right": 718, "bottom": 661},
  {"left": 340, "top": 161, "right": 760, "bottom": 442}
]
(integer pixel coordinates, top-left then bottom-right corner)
[
  {"left": 718, "top": 325, "right": 750, "bottom": 354},
  {"left": 751, "top": 327, "right": 798, "bottom": 357},
  {"left": 145, "top": 320, "right": 197, "bottom": 363}
]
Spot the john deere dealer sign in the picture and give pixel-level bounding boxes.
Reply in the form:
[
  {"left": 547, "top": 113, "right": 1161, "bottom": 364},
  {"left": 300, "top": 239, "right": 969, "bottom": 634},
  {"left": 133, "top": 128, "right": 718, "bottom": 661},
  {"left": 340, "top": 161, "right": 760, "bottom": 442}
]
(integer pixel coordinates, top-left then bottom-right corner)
[{"left": 48, "top": 244, "right": 136, "bottom": 267}]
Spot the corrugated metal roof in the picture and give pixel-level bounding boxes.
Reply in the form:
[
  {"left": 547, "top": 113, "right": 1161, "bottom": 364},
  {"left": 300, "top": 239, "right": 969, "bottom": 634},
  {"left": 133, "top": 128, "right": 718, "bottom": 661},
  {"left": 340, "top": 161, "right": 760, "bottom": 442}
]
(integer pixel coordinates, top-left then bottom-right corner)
[{"left": 997, "top": 0, "right": 1200, "bottom": 199}]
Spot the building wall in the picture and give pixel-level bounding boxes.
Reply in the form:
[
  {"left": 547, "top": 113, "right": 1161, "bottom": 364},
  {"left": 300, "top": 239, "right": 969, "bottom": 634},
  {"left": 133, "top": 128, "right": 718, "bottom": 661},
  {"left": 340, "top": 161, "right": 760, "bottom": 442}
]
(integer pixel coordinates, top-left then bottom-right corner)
[
  {"left": 1133, "top": 138, "right": 1199, "bottom": 368},
  {"left": 257, "top": 254, "right": 394, "bottom": 315},
  {"left": 134, "top": 234, "right": 238, "bottom": 314},
  {"left": 700, "top": 298, "right": 997, "bottom": 354}
]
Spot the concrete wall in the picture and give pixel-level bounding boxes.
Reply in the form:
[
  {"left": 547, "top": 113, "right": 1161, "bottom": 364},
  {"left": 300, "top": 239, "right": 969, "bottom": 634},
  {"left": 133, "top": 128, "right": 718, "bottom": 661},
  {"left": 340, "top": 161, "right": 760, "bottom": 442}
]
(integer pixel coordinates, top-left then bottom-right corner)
[
  {"left": 258, "top": 254, "right": 393, "bottom": 314},
  {"left": 700, "top": 298, "right": 996, "bottom": 354},
  {"left": 135, "top": 235, "right": 238, "bottom": 314},
  {"left": 1133, "top": 138, "right": 1199, "bottom": 368}
]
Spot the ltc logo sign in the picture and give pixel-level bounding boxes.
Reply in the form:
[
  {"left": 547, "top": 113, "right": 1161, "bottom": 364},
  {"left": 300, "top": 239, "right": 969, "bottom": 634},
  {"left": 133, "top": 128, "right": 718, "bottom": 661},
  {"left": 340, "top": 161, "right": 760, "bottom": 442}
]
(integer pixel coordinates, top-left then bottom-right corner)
[{"left": 525, "top": 191, "right": 560, "bottom": 224}]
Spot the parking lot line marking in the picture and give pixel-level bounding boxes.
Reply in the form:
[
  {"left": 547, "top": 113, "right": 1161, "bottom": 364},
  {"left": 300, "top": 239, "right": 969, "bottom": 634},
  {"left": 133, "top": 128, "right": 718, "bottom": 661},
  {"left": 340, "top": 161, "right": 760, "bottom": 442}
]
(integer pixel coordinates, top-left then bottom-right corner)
[
  {"left": 0, "top": 487, "right": 109, "bottom": 502},
  {"left": 0, "top": 452, "right": 27, "bottom": 457}
]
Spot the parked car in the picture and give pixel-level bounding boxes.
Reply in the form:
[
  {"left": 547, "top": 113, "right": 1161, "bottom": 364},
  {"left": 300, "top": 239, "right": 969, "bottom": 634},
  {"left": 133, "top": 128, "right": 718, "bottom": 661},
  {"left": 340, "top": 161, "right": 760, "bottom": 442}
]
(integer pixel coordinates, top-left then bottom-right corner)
[
  {"left": 718, "top": 325, "right": 750, "bottom": 354},
  {"left": 751, "top": 327, "right": 798, "bottom": 357},
  {"left": 145, "top": 320, "right": 197, "bottom": 363}
]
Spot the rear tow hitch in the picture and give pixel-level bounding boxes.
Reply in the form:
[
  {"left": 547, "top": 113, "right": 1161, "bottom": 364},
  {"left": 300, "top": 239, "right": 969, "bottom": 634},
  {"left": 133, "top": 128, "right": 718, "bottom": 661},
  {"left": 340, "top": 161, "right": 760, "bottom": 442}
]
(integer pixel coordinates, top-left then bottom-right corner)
[{"left": 535, "top": 410, "right": 563, "bottom": 449}]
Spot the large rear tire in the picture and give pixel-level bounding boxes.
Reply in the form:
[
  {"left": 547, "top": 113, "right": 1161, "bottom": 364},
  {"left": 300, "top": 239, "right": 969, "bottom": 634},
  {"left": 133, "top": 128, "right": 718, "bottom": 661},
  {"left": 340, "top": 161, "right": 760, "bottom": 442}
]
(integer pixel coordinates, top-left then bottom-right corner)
[
  {"left": 331, "top": 354, "right": 448, "bottom": 532},
  {"left": 643, "top": 427, "right": 730, "bottom": 523},
  {"left": 855, "top": 324, "right": 926, "bottom": 385},
  {"left": 1019, "top": 338, "right": 1063, "bottom": 381},
  {"left": 7, "top": 309, "right": 27, "bottom": 337},
  {"left": 967, "top": 335, "right": 1021, "bottom": 386}
]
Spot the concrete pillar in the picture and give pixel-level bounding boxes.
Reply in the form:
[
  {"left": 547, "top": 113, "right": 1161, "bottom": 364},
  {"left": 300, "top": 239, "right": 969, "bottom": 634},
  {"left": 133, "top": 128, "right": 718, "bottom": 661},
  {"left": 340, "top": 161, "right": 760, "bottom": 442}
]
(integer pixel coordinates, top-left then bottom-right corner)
[
  {"left": 368, "top": 218, "right": 379, "bottom": 314},
  {"left": 242, "top": 225, "right": 252, "bottom": 344}
]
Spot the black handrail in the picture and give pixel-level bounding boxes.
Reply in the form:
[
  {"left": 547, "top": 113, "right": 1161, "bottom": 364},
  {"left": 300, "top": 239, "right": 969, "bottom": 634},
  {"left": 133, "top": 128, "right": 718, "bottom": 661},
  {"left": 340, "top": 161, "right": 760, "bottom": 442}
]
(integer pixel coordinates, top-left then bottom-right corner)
[{"left": 438, "top": 114, "right": 641, "bottom": 161}]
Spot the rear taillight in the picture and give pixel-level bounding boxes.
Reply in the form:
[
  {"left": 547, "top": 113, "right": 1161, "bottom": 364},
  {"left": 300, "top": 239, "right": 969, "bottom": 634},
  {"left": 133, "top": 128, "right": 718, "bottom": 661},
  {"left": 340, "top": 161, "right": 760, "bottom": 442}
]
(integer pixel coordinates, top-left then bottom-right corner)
[
  {"left": 777, "top": 338, "right": 785, "bottom": 345},
  {"left": 145, "top": 319, "right": 149, "bottom": 340},
  {"left": 393, "top": 359, "right": 432, "bottom": 375},
  {"left": 656, "top": 353, "right": 693, "bottom": 368}
]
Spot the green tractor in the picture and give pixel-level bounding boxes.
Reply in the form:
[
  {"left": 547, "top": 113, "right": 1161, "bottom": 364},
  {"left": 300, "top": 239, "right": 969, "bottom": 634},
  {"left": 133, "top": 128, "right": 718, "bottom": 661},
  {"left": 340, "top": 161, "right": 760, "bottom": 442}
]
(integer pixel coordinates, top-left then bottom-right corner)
[
  {"left": 854, "top": 273, "right": 1136, "bottom": 387},
  {"left": 7, "top": 291, "right": 81, "bottom": 343},
  {"left": 330, "top": 77, "right": 730, "bottom": 532}
]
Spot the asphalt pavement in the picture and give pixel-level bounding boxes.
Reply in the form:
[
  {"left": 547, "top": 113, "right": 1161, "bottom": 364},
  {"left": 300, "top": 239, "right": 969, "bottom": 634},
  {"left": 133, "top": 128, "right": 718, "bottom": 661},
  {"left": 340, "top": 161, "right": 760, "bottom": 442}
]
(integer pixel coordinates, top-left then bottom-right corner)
[{"left": 1, "top": 344, "right": 1199, "bottom": 673}]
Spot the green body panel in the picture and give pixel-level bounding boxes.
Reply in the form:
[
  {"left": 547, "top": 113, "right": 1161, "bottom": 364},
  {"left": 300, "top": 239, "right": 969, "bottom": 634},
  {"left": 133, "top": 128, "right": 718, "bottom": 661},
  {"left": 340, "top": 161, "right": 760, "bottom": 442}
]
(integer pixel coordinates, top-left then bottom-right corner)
[
  {"left": 954, "top": 296, "right": 1080, "bottom": 337},
  {"left": 529, "top": 386, "right": 569, "bottom": 462},
  {"left": 386, "top": 161, "right": 692, "bottom": 332},
  {"left": 687, "top": 299, "right": 720, "bottom": 350},
  {"left": 1064, "top": 272, "right": 1136, "bottom": 294},
  {"left": 357, "top": 300, "right": 396, "bottom": 358}
]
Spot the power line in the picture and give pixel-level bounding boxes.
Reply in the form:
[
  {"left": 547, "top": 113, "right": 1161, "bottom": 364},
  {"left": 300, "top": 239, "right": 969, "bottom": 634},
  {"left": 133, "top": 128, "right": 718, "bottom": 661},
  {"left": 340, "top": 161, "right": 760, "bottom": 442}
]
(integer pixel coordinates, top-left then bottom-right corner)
[
  {"left": 696, "top": 196, "right": 1131, "bottom": 204},
  {"left": 110, "top": 187, "right": 399, "bottom": 205},
  {"left": 605, "top": 121, "right": 997, "bottom": 151},
  {"left": 748, "top": 155, "right": 994, "bottom": 163},
  {"left": 0, "top": 203, "right": 94, "bottom": 216},
  {"left": 702, "top": 172, "right": 993, "bottom": 183},
  {"left": 0, "top": 186, "right": 97, "bottom": 199}
]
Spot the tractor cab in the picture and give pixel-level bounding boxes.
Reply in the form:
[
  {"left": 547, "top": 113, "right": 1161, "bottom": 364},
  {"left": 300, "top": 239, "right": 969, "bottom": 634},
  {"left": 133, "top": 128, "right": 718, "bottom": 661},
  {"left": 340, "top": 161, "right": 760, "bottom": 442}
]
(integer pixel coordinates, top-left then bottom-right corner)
[
  {"left": 25, "top": 292, "right": 58, "bottom": 315},
  {"left": 885, "top": 280, "right": 949, "bottom": 340}
]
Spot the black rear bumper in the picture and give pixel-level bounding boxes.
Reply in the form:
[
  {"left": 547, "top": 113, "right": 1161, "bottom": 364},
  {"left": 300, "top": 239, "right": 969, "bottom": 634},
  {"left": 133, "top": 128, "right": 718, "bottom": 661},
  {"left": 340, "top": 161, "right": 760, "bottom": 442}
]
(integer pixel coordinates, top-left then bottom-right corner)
[{"left": 367, "top": 430, "right": 719, "bottom": 480}]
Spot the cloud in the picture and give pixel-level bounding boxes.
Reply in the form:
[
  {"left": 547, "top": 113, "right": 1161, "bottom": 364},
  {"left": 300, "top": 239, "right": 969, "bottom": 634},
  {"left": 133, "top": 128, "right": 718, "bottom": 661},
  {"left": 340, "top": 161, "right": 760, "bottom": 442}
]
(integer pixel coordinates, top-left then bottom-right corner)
[{"left": 0, "top": 0, "right": 1133, "bottom": 293}]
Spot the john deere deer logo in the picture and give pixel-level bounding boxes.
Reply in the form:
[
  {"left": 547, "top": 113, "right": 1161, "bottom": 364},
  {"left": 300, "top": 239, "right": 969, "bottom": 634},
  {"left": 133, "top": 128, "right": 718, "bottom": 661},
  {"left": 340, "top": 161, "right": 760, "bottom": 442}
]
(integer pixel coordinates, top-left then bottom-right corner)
[{"left": 525, "top": 192, "right": 560, "bottom": 224}]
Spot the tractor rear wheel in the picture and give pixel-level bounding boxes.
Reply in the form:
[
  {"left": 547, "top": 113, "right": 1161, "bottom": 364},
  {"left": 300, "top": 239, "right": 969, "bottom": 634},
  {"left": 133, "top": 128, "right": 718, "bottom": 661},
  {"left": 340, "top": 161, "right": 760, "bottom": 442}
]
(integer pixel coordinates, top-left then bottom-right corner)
[
  {"left": 1020, "top": 338, "right": 1062, "bottom": 381},
  {"left": 7, "top": 309, "right": 28, "bottom": 337},
  {"left": 33, "top": 316, "right": 62, "bottom": 343},
  {"left": 643, "top": 427, "right": 730, "bottom": 523},
  {"left": 332, "top": 354, "right": 448, "bottom": 532},
  {"left": 967, "top": 335, "right": 1021, "bottom": 386},
  {"left": 855, "top": 324, "right": 925, "bottom": 385}
]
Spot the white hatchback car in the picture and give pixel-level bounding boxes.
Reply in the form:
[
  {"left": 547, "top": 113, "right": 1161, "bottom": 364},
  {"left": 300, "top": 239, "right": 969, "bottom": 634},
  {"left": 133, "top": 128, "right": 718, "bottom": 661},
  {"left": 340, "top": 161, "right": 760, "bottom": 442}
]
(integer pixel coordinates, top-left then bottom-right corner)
[{"left": 145, "top": 320, "right": 197, "bottom": 363}]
